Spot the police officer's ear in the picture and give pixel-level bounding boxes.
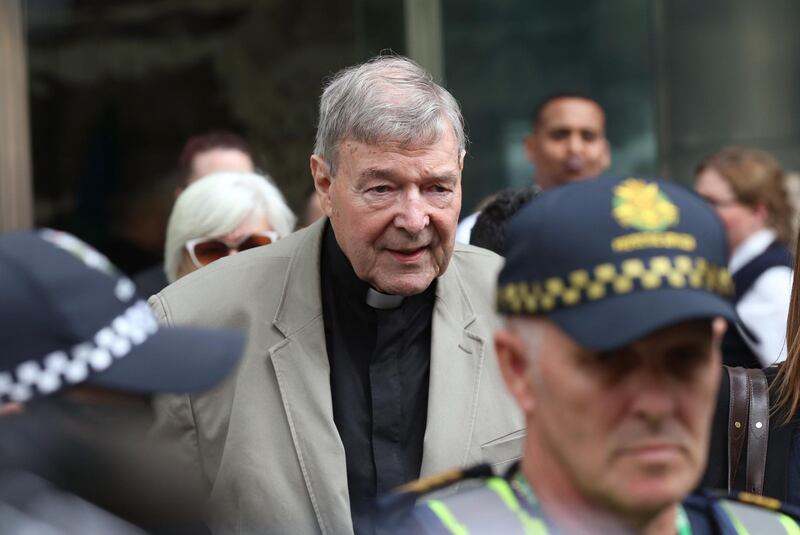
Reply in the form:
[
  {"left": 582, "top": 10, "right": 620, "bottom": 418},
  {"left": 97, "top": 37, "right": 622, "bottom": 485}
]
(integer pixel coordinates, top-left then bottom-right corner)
[
  {"left": 494, "top": 328, "right": 537, "bottom": 414},
  {"left": 310, "top": 154, "right": 334, "bottom": 218},
  {"left": 711, "top": 317, "right": 728, "bottom": 349}
]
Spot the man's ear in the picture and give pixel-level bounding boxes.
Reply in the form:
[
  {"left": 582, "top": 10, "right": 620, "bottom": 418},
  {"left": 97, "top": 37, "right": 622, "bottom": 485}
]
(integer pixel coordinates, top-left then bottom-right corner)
[
  {"left": 310, "top": 155, "right": 334, "bottom": 217},
  {"left": 712, "top": 317, "right": 727, "bottom": 344},
  {"left": 495, "top": 329, "right": 536, "bottom": 414},
  {"left": 523, "top": 133, "right": 538, "bottom": 165},
  {"left": 710, "top": 318, "right": 727, "bottom": 367},
  {"left": 601, "top": 138, "right": 611, "bottom": 172}
]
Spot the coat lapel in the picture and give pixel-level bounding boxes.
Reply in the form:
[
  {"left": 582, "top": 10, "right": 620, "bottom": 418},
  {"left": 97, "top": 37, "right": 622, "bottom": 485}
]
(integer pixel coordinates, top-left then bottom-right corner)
[
  {"left": 420, "top": 258, "right": 487, "bottom": 476},
  {"left": 268, "top": 219, "right": 353, "bottom": 535},
  {"left": 265, "top": 220, "right": 488, "bottom": 528}
]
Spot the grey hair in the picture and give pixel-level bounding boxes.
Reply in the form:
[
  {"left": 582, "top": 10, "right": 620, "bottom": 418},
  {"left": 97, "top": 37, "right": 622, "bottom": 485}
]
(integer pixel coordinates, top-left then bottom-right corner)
[
  {"left": 505, "top": 316, "right": 545, "bottom": 366},
  {"left": 313, "top": 55, "right": 466, "bottom": 175},
  {"left": 164, "top": 171, "right": 296, "bottom": 282}
]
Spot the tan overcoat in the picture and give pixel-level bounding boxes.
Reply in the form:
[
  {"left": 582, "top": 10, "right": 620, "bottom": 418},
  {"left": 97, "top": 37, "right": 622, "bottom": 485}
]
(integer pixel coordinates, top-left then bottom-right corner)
[{"left": 149, "top": 218, "right": 524, "bottom": 534}]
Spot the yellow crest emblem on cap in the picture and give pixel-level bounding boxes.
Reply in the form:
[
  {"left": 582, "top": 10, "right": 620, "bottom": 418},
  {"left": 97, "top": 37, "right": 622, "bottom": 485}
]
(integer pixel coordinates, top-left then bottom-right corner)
[{"left": 612, "top": 178, "right": 679, "bottom": 232}]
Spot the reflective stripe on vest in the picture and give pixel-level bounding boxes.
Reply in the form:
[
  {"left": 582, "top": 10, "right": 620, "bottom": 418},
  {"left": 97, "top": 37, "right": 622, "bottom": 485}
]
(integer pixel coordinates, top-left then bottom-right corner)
[
  {"left": 720, "top": 500, "right": 800, "bottom": 534},
  {"left": 424, "top": 481, "right": 800, "bottom": 534},
  {"left": 425, "top": 477, "right": 546, "bottom": 534},
  {"left": 427, "top": 500, "right": 469, "bottom": 535}
]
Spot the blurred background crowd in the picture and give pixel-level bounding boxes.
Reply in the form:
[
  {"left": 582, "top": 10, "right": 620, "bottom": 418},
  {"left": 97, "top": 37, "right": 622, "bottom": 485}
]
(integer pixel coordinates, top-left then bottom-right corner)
[{"left": 5, "top": 0, "right": 800, "bottom": 252}]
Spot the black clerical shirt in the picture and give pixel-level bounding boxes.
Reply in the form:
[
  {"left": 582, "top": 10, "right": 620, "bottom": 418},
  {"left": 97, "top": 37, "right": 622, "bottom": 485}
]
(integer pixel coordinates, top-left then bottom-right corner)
[{"left": 320, "top": 224, "right": 434, "bottom": 535}]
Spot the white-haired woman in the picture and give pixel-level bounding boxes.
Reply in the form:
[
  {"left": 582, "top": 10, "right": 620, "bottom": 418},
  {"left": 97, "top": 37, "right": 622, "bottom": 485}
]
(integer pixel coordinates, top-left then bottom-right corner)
[{"left": 164, "top": 171, "right": 296, "bottom": 282}]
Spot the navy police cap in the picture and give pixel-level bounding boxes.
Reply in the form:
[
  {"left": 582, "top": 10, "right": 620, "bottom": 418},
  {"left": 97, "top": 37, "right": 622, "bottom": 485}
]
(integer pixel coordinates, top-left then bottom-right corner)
[
  {"left": 0, "top": 230, "right": 245, "bottom": 404},
  {"left": 497, "top": 175, "right": 739, "bottom": 351}
]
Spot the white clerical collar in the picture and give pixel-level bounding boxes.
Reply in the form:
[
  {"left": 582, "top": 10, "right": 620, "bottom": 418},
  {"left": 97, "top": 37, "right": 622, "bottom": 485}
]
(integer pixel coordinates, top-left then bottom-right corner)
[
  {"left": 729, "top": 228, "right": 777, "bottom": 274},
  {"left": 366, "top": 288, "right": 404, "bottom": 310}
]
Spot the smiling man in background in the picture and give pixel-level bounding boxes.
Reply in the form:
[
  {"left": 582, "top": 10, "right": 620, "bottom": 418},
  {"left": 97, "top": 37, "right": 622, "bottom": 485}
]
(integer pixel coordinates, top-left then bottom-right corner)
[
  {"left": 150, "top": 55, "right": 523, "bottom": 534},
  {"left": 523, "top": 92, "right": 610, "bottom": 190},
  {"left": 456, "top": 92, "right": 610, "bottom": 245}
]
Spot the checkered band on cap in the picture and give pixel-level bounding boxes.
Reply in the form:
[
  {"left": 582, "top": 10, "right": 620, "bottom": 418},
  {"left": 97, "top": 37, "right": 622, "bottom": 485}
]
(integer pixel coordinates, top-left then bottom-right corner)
[
  {"left": 497, "top": 255, "right": 733, "bottom": 315},
  {"left": 0, "top": 300, "right": 159, "bottom": 404}
]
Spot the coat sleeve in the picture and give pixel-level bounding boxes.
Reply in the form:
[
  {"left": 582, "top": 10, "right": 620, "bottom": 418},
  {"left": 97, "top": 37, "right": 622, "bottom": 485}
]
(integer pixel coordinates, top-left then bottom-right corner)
[{"left": 147, "top": 293, "right": 211, "bottom": 493}]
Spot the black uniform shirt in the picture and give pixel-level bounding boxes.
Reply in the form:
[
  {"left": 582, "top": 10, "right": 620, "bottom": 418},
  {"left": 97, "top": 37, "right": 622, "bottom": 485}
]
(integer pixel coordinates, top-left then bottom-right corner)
[{"left": 321, "top": 224, "right": 434, "bottom": 534}]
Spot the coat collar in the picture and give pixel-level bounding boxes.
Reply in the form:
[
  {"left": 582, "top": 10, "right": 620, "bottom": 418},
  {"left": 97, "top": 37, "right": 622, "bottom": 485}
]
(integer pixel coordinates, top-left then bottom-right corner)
[{"left": 271, "top": 217, "right": 327, "bottom": 338}]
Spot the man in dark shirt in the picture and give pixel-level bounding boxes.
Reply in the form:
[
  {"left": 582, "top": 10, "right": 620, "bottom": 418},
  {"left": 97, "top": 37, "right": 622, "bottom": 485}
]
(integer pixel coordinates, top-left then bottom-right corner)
[
  {"left": 322, "top": 223, "right": 434, "bottom": 530},
  {"left": 150, "top": 55, "right": 523, "bottom": 534}
]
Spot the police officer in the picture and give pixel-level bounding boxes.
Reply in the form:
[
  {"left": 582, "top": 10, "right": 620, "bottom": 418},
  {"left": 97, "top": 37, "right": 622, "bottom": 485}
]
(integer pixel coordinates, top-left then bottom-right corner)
[
  {"left": 391, "top": 176, "right": 800, "bottom": 533},
  {"left": 0, "top": 230, "right": 246, "bottom": 532}
]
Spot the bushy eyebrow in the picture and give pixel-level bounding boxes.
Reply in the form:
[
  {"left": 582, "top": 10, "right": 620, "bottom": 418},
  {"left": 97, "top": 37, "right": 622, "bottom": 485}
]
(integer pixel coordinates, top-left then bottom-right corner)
[
  {"left": 356, "top": 167, "right": 459, "bottom": 186},
  {"left": 359, "top": 168, "right": 400, "bottom": 181},
  {"left": 427, "top": 174, "right": 459, "bottom": 186}
]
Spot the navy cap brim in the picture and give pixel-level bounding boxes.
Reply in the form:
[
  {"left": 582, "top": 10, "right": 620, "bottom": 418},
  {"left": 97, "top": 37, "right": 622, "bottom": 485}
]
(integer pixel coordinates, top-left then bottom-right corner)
[
  {"left": 88, "top": 326, "right": 245, "bottom": 394},
  {"left": 548, "top": 288, "right": 739, "bottom": 352}
]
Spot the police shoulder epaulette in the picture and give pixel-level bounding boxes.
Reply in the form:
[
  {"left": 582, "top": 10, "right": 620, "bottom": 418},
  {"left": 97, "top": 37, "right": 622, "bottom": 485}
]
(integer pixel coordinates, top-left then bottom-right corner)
[
  {"left": 730, "top": 491, "right": 800, "bottom": 520},
  {"left": 695, "top": 489, "right": 800, "bottom": 521},
  {"left": 393, "top": 463, "right": 495, "bottom": 497},
  {"left": 375, "top": 464, "right": 495, "bottom": 519},
  {"left": 733, "top": 491, "right": 783, "bottom": 511}
]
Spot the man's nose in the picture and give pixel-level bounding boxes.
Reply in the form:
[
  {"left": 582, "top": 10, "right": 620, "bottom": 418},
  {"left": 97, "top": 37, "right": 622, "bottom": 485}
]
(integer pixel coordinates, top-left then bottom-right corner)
[
  {"left": 629, "top": 367, "right": 677, "bottom": 424},
  {"left": 394, "top": 190, "right": 430, "bottom": 234},
  {"left": 567, "top": 132, "right": 584, "bottom": 153}
]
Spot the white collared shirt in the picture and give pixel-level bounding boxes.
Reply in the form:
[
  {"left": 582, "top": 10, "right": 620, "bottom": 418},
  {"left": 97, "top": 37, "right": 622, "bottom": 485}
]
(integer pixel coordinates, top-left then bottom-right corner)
[
  {"left": 456, "top": 212, "right": 479, "bottom": 244},
  {"left": 729, "top": 228, "right": 793, "bottom": 366}
]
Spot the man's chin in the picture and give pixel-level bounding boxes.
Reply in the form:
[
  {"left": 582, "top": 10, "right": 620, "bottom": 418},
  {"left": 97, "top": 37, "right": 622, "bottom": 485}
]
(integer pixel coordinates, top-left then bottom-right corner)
[
  {"left": 375, "top": 280, "right": 433, "bottom": 296},
  {"left": 615, "top": 475, "right": 691, "bottom": 513},
  {"left": 368, "top": 255, "right": 448, "bottom": 296},
  {"left": 558, "top": 171, "right": 596, "bottom": 184},
  {"left": 371, "top": 271, "right": 437, "bottom": 296}
]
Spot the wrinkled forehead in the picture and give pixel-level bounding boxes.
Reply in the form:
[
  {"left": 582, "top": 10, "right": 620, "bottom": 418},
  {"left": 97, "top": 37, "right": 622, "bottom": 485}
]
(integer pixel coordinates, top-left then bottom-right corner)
[
  {"left": 339, "top": 118, "right": 460, "bottom": 155},
  {"left": 337, "top": 127, "right": 463, "bottom": 170}
]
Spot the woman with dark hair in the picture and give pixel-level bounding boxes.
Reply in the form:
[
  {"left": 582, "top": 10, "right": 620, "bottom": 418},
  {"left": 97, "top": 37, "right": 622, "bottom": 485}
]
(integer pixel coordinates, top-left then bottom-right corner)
[{"left": 695, "top": 147, "right": 794, "bottom": 368}]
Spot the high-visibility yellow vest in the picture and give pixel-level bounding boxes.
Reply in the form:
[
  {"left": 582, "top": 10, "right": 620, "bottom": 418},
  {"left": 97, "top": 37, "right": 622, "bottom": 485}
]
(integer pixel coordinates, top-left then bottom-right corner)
[{"left": 410, "top": 476, "right": 800, "bottom": 535}]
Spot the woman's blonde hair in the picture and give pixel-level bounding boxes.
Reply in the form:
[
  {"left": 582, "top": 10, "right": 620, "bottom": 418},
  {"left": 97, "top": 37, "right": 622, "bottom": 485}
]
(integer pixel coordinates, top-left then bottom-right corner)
[
  {"left": 164, "top": 171, "right": 296, "bottom": 282},
  {"left": 696, "top": 146, "right": 792, "bottom": 246}
]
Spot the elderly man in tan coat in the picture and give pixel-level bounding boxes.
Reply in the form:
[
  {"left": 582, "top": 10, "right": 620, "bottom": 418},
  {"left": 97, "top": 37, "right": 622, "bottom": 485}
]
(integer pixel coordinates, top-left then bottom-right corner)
[{"left": 150, "top": 55, "right": 523, "bottom": 535}]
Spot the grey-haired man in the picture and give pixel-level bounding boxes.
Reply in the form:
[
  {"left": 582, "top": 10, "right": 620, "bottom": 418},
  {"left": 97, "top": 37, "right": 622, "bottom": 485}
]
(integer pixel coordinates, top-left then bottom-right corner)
[{"left": 150, "top": 56, "right": 523, "bottom": 534}]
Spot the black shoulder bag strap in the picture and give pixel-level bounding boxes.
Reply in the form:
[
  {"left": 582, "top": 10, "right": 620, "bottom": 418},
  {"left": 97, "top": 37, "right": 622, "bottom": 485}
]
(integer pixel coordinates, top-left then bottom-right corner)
[
  {"left": 727, "top": 366, "right": 750, "bottom": 491},
  {"left": 745, "top": 367, "right": 769, "bottom": 495},
  {"left": 726, "top": 366, "right": 769, "bottom": 495}
]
